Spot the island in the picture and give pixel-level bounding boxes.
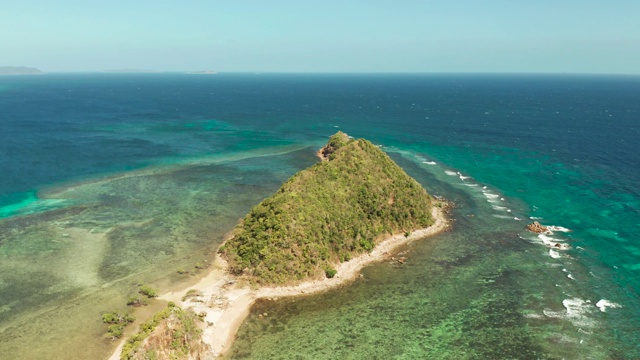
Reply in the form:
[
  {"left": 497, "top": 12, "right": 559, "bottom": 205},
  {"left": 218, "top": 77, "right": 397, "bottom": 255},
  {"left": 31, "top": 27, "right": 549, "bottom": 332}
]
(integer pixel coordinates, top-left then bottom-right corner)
[
  {"left": 0, "top": 66, "right": 43, "bottom": 75},
  {"left": 186, "top": 70, "right": 218, "bottom": 75},
  {"left": 222, "top": 131, "right": 437, "bottom": 284},
  {"left": 110, "top": 132, "right": 449, "bottom": 359},
  {"left": 103, "top": 69, "right": 159, "bottom": 73}
]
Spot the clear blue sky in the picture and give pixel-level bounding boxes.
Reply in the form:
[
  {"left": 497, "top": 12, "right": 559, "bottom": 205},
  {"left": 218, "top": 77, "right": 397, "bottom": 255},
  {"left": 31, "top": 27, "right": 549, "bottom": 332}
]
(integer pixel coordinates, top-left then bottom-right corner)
[{"left": 1, "top": 0, "right": 639, "bottom": 73}]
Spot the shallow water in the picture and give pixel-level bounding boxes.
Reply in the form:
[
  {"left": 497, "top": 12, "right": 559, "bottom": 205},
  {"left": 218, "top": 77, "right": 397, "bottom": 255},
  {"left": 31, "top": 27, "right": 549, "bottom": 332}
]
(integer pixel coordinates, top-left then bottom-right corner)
[
  {"left": 0, "top": 73, "right": 638, "bottom": 359},
  {"left": 0, "top": 146, "right": 318, "bottom": 359},
  {"left": 227, "top": 154, "right": 625, "bottom": 359}
]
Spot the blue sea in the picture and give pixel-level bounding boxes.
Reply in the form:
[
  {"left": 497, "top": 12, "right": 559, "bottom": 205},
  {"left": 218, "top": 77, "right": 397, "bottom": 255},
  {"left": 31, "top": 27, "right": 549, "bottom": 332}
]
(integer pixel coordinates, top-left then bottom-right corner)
[{"left": 0, "top": 73, "right": 638, "bottom": 359}]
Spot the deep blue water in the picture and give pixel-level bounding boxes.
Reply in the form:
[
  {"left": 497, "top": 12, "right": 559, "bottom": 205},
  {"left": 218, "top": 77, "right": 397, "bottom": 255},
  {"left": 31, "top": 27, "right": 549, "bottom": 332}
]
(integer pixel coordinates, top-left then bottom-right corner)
[{"left": 1, "top": 73, "right": 639, "bottom": 359}]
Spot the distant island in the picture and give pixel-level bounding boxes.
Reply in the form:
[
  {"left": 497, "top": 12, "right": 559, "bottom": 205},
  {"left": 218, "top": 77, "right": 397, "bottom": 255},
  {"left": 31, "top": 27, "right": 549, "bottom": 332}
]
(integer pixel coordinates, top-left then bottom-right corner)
[
  {"left": 0, "top": 66, "right": 43, "bottom": 75},
  {"left": 186, "top": 70, "right": 217, "bottom": 75},
  {"left": 103, "top": 69, "right": 159, "bottom": 73},
  {"left": 110, "top": 132, "right": 448, "bottom": 359}
]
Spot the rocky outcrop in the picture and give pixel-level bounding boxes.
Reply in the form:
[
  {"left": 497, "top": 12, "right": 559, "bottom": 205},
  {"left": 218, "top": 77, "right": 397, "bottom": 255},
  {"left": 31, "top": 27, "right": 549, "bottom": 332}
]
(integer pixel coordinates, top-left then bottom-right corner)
[
  {"left": 527, "top": 221, "right": 548, "bottom": 234},
  {"left": 316, "top": 131, "right": 350, "bottom": 161}
]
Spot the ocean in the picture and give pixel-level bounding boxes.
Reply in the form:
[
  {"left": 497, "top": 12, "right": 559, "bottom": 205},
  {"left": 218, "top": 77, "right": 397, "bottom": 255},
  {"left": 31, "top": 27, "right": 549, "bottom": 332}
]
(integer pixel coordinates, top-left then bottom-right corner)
[{"left": 0, "top": 73, "right": 638, "bottom": 359}]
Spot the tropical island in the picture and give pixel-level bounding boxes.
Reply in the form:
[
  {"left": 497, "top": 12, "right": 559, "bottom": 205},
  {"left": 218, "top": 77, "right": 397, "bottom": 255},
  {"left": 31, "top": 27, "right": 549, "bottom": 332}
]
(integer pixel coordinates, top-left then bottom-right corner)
[
  {"left": 110, "top": 132, "right": 448, "bottom": 359},
  {"left": 0, "top": 66, "right": 43, "bottom": 75}
]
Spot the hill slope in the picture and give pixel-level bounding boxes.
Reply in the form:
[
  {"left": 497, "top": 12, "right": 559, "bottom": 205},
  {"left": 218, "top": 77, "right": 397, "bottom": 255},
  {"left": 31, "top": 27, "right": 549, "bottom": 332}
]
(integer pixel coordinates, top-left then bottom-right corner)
[{"left": 220, "top": 132, "right": 434, "bottom": 284}]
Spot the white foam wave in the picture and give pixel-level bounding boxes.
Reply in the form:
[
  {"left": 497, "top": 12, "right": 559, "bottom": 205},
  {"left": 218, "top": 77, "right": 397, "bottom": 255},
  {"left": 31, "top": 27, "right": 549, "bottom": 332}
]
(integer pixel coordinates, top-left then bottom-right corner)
[
  {"left": 538, "top": 234, "right": 570, "bottom": 250},
  {"left": 549, "top": 249, "right": 562, "bottom": 259},
  {"left": 424, "top": 161, "right": 436, "bottom": 165},
  {"left": 543, "top": 309, "right": 563, "bottom": 318},
  {"left": 492, "top": 214, "right": 513, "bottom": 219},
  {"left": 445, "top": 170, "right": 457, "bottom": 176},
  {"left": 561, "top": 298, "right": 596, "bottom": 327},
  {"left": 464, "top": 183, "right": 479, "bottom": 187},
  {"left": 492, "top": 205, "right": 509, "bottom": 211},
  {"left": 514, "top": 217, "right": 521, "bottom": 221},
  {"left": 459, "top": 175, "right": 470, "bottom": 180},
  {"left": 547, "top": 225, "right": 572, "bottom": 232},
  {"left": 595, "top": 299, "right": 622, "bottom": 312},
  {"left": 483, "top": 193, "right": 499, "bottom": 199},
  {"left": 529, "top": 216, "right": 543, "bottom": 220}
]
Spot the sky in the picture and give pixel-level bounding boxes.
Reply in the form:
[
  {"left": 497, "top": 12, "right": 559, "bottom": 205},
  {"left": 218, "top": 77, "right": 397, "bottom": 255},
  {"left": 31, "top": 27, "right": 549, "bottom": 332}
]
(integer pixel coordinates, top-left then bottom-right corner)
[{"left": 1, "top": 0, "right": 639, "bottom": 74}]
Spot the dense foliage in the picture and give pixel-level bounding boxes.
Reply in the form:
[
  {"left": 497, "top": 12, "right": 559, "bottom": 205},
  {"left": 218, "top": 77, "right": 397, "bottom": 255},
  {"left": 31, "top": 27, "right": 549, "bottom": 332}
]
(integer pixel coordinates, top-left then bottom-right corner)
[
  {"left": 120, "top": 303, "right": 208, "bottom": 360},
  {"left": 102, "top": 311, "right": 135, "bottom": 339},
  {"left": 221, "top": 132, "right": 434, "bottom": 284}
]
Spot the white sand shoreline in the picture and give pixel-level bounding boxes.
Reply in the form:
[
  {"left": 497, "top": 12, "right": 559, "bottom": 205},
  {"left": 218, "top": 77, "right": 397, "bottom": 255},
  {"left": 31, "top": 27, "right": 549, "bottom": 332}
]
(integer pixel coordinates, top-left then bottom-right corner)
[{"left": 109, "top": 205, "right": 448, "bottom": 359}]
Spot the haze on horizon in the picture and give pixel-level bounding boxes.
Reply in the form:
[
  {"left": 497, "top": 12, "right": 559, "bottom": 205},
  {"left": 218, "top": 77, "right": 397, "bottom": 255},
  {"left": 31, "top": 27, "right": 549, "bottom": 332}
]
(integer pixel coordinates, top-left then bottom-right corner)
[{"left": 2, "top": 0, "right": 639, "bottom": 74}]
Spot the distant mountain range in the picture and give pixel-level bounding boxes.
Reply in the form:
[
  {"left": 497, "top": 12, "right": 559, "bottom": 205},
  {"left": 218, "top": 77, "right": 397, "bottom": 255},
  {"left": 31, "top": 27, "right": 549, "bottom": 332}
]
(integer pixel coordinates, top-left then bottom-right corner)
[{"left": 0, "top": 66, "right": 43, "bottom": 75}]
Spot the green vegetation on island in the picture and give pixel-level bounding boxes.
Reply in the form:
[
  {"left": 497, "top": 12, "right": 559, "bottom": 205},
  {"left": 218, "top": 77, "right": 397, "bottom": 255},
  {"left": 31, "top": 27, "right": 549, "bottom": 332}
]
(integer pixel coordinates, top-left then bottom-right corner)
[
  {"left": 120, "top": 303, "right": 210, "bottom": 360},
  {"left": 138, "top": 284, "right": 159, "bottom": 298},
  {"left": 102, "top": 311, "right": 135, "bottom": 339},
  {"left": 220, "top": 132, "right": 434, "bottom": 284}
]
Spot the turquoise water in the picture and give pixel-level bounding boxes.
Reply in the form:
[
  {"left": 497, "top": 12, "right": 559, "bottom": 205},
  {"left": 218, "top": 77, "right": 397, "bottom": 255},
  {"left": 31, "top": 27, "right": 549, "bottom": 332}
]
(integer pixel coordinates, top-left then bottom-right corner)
[
  {"left": 0, "top": 74, "right": 638, "bottom": 359},
  {"left": 228, "top": 151, "right": 634, "bottom": 359}
]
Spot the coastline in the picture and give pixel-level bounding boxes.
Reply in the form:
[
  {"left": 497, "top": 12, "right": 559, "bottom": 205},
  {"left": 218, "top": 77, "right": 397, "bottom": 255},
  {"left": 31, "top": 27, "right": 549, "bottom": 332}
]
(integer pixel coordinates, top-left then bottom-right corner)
[{"left": 109, "top": 205, "right": 448, "bottom": 359}]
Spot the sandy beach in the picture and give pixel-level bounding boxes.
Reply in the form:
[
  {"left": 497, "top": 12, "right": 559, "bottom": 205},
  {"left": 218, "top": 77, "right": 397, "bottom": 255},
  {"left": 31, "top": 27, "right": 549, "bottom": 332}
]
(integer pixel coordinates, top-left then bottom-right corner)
[{"left": 109, "top": 205, "right": 448, "bottom": 359}]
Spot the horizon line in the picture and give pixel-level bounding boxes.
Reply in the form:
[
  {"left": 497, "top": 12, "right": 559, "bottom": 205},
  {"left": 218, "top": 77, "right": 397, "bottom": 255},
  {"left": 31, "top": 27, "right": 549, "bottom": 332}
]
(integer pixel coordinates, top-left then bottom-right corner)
[{"left": 9, "top": 70, "right": 640, "bottom": 76}]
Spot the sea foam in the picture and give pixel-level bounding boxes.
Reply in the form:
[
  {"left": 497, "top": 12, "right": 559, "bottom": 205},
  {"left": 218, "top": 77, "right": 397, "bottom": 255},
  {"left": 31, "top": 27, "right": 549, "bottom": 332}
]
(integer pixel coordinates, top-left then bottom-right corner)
[
  {"left": 595, "top": 299, "right": 622, "bottom": 312},
  {"left": 547, "top": 225, "right": 572, "bottom": 232},
  {"left": 549, "top": 249, "right": 562, "bottom": 259}
]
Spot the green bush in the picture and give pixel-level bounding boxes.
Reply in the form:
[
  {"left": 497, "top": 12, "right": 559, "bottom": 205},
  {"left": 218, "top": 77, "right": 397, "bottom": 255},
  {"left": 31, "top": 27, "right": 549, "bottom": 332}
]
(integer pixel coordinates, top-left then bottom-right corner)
[
  {"left": 102, "top": 311, "right": 134, "bottom": 339},
  {"left": 102, "top": 312, "right": 121, "bottom": 324},
  {"left": 102, "top": 312, "right": 135, "bottom": 324},
  {"left": 325, "top": 267, "right": 337, "bottom": 278},
  {"left": 120, "top": 304, "right": 204, "bottom": 360},
  {"left": 107, "top": 324, "right": 124, "bottom": 339},
  {"left": 138, "top": 285, "right": 158, "bottom": 298},
  {"left": 127, "top": 296, "right": 148, "bottom": 307}
]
